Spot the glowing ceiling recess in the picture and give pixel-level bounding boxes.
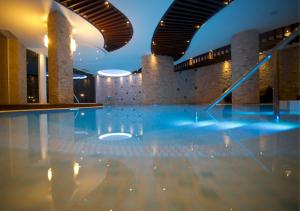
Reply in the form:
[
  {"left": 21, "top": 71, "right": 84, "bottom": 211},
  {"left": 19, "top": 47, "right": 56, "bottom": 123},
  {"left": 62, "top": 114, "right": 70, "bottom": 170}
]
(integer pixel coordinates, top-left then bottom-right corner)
[{"left": 97, "top": 69, "right": 132, "bottom": 77}]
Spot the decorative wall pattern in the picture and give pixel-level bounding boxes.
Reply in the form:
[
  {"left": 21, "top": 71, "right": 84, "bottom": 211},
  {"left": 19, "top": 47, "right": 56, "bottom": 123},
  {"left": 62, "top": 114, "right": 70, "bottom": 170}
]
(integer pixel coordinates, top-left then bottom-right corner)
[{"left": 96, "top": 74, "right": 143, "bottom": 105}]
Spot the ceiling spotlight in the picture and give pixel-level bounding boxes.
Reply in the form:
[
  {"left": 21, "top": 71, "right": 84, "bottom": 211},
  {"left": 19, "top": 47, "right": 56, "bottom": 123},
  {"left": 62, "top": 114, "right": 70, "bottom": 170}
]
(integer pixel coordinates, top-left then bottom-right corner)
[
  {"left": 195, "top": 25, "right": 200, "bottom": 29},
  {"left": 152, "top": 41, "right": 156, "bottom": 45},
  {"left": 181, "top": 51, "right": 185, "bottom": 55},
  {"left": 101, "top": 29, "right": 105, "bottom": 32},
  {"left": 126, "top": 21, "right": 130, "bottom": 24},
  {"left": 186, "top": 40, "right": 190, "bottom": 43}
]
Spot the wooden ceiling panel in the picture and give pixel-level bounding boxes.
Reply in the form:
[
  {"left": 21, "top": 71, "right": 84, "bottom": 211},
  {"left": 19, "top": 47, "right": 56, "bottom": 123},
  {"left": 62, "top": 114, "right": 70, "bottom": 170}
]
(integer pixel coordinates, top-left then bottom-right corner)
[
  {"left": 151, "top": 0, "right": 229, "bottom": 61},
  {"left": 55, "top": 0, "right": 133, "bottom": 52}
]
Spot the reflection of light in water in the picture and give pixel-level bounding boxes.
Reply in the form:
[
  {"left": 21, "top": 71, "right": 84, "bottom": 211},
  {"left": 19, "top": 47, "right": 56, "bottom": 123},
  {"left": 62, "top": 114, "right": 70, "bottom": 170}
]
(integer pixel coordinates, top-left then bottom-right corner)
[
  {"left": 130, "top": 126, "right": 134, "bottom": 134},
  {"left": 48, "top": 168, "right": 52, "bottom": 181},
  {"left": 74, "top": 131, "right": 89, "bottom": 135},
  {"left": 250, "top": 122, "right": 298, "bottom": 131},
  {"left": 215, "top": 121, "right": 245, "bottom": 130},
  {"left": 173, "top": 120, "right": 193, "bottom": 126},
  {"left": 194, "top": 120, "right": 215, "bottom": 127},
  {"left": 73, "top": 162, "right": 80, "bottom": 177},
  {"left": 108, "top": 126, "right": 112, "bottom": 132},
  {"left": 152, "top": 145, "right": 157, "bottom": 155},
  {"left": 99, "top": 133, "right": 132, "bottom": 141},
  {"left": 224, "top": 135, "right": 230, "bottom": 148}
]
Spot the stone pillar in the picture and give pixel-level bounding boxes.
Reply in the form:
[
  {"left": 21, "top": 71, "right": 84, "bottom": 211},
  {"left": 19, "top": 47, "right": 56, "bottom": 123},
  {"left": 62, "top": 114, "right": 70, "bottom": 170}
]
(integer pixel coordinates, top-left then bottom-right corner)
[
  {"left": 38, "top": 54, "right": 47, "bottom": 104},
  {"left": 231, "top": 29, "right": 259, "bottom": 104},
  {"left": 48, "top": 11, "right": 73, "bottom": 104},
  {"left": 0, "top": 31, "right": 27, "bottom": 104},
  {"left": 142, "top": 54, "right": 175, "bottom": 104}
]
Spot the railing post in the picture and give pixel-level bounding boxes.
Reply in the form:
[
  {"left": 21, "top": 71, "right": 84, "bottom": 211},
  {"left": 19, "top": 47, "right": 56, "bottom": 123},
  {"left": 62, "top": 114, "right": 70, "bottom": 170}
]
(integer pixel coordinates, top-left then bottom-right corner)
[{"left": 272, "top": 51, "right": 280, "bottom": 120}]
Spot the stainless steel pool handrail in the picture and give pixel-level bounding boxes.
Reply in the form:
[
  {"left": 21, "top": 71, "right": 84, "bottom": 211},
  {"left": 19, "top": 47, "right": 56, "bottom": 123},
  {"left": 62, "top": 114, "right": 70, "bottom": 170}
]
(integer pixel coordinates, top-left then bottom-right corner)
[
  {"left": 206, "top": 27, "right": 300, "bottom": 118},
  {"left": 74, "top": 93, "right": 80, "bottom": 103}
]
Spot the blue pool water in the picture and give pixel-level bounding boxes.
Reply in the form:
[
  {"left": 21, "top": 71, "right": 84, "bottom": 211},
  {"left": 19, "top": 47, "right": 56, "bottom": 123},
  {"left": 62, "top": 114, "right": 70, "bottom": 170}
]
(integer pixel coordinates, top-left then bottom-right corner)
[{"left": 0, "top": 105, "right": 299, "bottom": 210}]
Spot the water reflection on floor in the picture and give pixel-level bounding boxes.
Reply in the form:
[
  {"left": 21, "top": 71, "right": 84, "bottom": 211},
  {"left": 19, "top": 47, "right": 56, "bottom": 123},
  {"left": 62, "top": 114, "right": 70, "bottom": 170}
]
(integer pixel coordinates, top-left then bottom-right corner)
[{"left": 0, "top": 105, "right": 299, "bottom": 211}]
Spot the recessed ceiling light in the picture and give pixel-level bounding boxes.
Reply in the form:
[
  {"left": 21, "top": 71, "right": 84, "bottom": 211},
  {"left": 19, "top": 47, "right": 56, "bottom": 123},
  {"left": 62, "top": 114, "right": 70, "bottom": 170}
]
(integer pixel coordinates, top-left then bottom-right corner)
[{"left": 97, "top": 69, "right": 132, "bottom": 77}]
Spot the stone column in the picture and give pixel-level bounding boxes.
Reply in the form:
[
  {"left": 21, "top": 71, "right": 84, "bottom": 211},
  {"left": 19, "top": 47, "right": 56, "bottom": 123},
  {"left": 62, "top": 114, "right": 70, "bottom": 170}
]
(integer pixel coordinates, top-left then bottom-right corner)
[
  {"left": 38, "top": 54, "right": 47, "bottom": 104},
  {"left": 48, "top": 11, "right": 73, "bottom": 104},
  {"left": 0, "top": 31, "right": 27, "bottom": 104},
  {"left": 231, "top": 29, "right": 259, "bottom": 104},
  {"left": 142, "top": 54, "right": 175, "bottom": 104}
]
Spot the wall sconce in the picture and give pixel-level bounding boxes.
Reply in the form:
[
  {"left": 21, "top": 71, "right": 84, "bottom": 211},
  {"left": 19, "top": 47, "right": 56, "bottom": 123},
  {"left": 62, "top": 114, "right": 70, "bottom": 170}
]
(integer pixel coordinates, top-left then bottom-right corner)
[{"left": 44, "top": 35, "right": 48, "bottom": 48}]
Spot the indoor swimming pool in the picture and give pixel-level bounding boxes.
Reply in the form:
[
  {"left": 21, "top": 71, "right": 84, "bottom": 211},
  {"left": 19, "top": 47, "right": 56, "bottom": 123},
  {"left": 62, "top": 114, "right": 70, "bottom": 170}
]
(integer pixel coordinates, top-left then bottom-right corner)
[{"left": 0, "top": 105, "right": 299, "bottom": 211}]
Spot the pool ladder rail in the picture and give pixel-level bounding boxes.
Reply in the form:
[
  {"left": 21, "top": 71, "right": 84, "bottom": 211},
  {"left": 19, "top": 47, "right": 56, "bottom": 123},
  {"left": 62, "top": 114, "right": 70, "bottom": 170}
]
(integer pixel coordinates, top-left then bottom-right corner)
[{"left": 206, "top": 27, "right": 300, "bottom": 120}]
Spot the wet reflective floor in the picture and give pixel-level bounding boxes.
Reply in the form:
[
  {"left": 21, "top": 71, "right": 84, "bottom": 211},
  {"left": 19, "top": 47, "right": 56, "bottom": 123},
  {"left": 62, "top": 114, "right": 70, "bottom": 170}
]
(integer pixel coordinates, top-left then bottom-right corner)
[{"left": 0, "top": 105, "right": 299, "bottom": 211}]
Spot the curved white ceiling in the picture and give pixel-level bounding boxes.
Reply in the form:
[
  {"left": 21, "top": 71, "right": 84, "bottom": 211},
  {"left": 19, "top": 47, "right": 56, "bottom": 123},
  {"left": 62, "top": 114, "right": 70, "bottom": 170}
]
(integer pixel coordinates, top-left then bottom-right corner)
[
  {"left": 0, "top": 0, "right": 104, "bottom": 63},
  {"left": 177, "top": 0, "right": 300, "bottom": 63}
]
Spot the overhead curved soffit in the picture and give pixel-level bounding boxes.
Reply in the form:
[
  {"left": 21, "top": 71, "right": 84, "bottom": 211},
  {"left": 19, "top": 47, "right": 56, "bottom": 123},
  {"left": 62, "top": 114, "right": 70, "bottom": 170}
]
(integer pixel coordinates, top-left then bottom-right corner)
[
  {"left": 151, "top": 0, "right": 228, "bottom": 61},
  {"left": 55, "top": 0, "right": 133, "bottom": 52}
]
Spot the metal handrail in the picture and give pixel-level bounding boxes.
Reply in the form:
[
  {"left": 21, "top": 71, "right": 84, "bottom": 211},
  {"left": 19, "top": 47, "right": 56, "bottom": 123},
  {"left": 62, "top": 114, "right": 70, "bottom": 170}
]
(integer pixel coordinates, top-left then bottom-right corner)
[
  {"left": 73, "top": 93, "right": 80, "bottom": 103},
  {"left": 206, "top": 27, "right": 300, "bottom": 116}
]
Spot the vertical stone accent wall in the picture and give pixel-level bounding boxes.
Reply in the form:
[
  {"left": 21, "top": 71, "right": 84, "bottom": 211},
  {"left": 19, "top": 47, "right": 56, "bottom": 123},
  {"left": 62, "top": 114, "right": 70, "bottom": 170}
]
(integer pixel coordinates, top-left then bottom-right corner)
[
  {"left": 142, "top": 55, "right": 176, "bottom": 104},
  {"left": 95, "top": 74, "right": 143, "bottom": 105},
  {"left": 259, "top": 45, "right": 300, "bottom": 101},
  {"left": 0, "top": 31, "right": 26, "bottom": 104},
  {"left": 172, "top": 61, "right": 232, "bottom": 104},
  {"left": 48, "top": 11, "right": 73, "bottom": 104},
  {"left": 231, "top": 29, "right": 259, "bottom": 104},
  {"left": 278, "top": 45, "right": 300, "bottom": 100}
]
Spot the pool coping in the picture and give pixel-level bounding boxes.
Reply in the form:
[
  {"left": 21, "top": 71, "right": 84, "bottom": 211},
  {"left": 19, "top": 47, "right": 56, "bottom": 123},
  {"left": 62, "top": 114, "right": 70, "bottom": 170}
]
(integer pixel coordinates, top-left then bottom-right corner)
[{"left": 0, "top": 104, "right": 103, "bottom": 113}]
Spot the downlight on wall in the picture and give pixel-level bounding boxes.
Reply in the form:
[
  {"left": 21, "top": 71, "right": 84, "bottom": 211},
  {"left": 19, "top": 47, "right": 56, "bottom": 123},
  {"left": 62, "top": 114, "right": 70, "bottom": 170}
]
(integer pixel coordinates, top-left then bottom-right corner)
[
  {"left": 97, "top": 69, "right": 132, "bottom": 77},
  {"left": 44, "top": 35, "right": 77, "bottom": 52}
]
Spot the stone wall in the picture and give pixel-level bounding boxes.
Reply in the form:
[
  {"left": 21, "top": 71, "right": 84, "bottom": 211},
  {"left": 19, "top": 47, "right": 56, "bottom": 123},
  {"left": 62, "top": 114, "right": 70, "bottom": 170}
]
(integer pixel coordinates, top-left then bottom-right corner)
[
  {"left": 96, "top": 74, "right": 143, "bottom": 105},
  {"left": 95, "top": 45, "right": 299, "bottom": 105},
  {"left": 231, "top": 29, "right": 259, "bottom": 104},
  {"left": 142, "top": 55, "right": 176, "bottom": 104},
  {"left": 260, "top": 44, "right": 300, "bottom": 100},
  {"left": 48, "top": 11, "right": 73, "bottom": 104}
]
